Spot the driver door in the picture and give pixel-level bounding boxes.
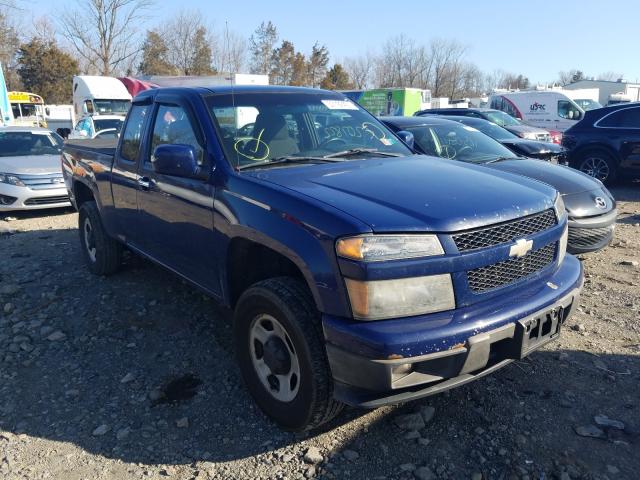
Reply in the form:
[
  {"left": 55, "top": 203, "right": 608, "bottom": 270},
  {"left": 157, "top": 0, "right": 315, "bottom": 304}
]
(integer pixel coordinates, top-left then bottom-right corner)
[{"left": 135, "top": 96, "right": 219, "bottom": 293}]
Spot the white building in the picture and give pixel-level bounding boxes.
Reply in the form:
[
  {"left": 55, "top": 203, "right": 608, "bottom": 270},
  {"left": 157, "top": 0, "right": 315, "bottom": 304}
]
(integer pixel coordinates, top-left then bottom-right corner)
[{"left": 563, "top": 79, "right": 640, "bottom": 105}]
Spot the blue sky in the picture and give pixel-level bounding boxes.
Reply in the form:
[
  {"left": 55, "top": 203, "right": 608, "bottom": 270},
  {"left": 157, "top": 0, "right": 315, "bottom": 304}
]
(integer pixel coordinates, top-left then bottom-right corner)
[{"left": 24, "top": 0, "right": 640, "bottom": 83}]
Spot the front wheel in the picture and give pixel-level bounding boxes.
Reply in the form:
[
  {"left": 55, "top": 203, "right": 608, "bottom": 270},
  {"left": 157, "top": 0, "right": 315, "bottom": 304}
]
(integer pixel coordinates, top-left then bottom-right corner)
[
  {"left": 78, "top": 201, "right": 122, "bottom": 275},
  {"left": 234, "top": 277, "right": 343, "bottom": 431},
  {"left": 575, "top": 149, "right": 618, "bottom": 184}
]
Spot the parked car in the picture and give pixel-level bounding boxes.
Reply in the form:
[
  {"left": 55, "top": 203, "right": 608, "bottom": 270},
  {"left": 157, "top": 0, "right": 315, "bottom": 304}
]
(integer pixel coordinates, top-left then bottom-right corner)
[
  {"left": 68, "top": 114, "right": 124, "bottom": 139},
  {"left": 437, "top": 115, "right": 566, "bottom": 163},
  {"left": 562, "top": 102, "right": 640, "bottom": 184},
  {"left": 0, "top": 126, "right": 70, "bottom": 211},
  {"left": 382, "top": 116, "right": 616, "bottom": 254},
  {"left": 62, "top": 86, "right": 583, "bottom": 431},
  {"left": 415, "top": 108, "right": 555, "bottom": 142},
  {"left": 489, "top": 91, "right": 584, "bottom": 133}
]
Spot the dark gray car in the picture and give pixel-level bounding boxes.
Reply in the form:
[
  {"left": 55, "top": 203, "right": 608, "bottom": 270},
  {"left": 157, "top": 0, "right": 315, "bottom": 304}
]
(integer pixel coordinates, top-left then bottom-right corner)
[{"left": 383, "top": 116, "right": 617, "bottom": 254}]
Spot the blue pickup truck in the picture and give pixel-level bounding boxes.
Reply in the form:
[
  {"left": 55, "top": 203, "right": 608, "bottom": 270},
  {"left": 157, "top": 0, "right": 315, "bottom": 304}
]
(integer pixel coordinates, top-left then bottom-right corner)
[{"left": 62, "top": 86, "right": 584, "bottom": 431}]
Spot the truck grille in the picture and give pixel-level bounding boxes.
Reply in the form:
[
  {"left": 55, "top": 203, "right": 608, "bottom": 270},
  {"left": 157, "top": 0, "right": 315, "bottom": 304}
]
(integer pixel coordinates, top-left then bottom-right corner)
[
  {"left": 453, "top": 209, "right": 557, "bottom": 252},
  {"left": 16, "top": 173, "right": 65, "bottom": 190},
  {"left": 467, "top": 243, "right": 556, "bottom": 293},
  {"left": 568, "top": 226, "right": 613, "bottom": 249},
  {"left": 24, "top": 195, "right": 69, "bottom": 206}
]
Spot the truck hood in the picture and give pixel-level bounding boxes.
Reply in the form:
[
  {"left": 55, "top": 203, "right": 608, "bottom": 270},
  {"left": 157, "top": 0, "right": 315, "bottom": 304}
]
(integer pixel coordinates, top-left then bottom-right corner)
[
  {"left": 248, "top": 156, "right": 556, "bottom": 233},
  {"left": 0, "top": 154, "right": 62, "bottom": 175},
  {"left": 486, "top": 159, "right": 601, "bottom": 196}
]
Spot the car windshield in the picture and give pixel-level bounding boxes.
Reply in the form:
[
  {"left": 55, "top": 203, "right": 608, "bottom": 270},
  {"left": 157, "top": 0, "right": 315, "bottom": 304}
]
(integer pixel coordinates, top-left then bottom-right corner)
[
  {"left": 206, "top": 92, "right": 412, "bottom": 169},
  {"left": 485, "top": 110, "right": 521, "bottom": 127},
  {"left": 460, "top": 120, "right": 518, "bottom": 141},
  {"left": 405, "top": 123, "right": 518, "bottom": 163},
  {"left": 0, "top": 131, "right": 63, "bottom": 157},
  {"left": 93, "top": 99, "right": 131, "bottom": 115},
  {"left": 94, "top": 118, "right": 124, "bottom": 133}
]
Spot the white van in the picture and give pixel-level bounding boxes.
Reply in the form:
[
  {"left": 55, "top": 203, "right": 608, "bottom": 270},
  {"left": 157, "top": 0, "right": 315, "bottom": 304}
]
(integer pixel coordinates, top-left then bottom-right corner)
[
  {"left": 72, "top": 76, "right": 132, "bottom": 119},
  {"left": 489, "top": 91, "right": 585, "bottom": 132}
]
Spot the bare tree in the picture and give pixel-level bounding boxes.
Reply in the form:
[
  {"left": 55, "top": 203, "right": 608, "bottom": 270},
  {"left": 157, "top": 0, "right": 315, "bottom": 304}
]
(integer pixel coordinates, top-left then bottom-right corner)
[
  {"left": 214, "top": 29, "right": 246, "bottom": 74},
  {"left": 249, "top": 21, "right": 277, "bottom": 75},
  {"left": 344, "top": 52, "right": 373, "bottom": 89},
  {"left": 0, "top": 9, "right": 21, "bottom": 89},
  {"left": 160, "top": 10, "right": 215, "bottom": 76},
  {"left": 31, "top": 16, "right": 58, "bottom": 43},
  {"left": 375, "top": 35, "right": 430, "bottom": 88},
  {"left": 597, "top": 71, "right": 624, "bottom": 82},
  {"left": 60, "top": 0, "right": 153, "bottom": 76}
]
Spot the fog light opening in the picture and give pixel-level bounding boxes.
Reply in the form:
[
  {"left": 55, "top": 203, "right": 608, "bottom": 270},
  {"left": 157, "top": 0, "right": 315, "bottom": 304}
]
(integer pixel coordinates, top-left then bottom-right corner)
[{"left": 391, "top": 363, "right": 413, "bottom": 381}]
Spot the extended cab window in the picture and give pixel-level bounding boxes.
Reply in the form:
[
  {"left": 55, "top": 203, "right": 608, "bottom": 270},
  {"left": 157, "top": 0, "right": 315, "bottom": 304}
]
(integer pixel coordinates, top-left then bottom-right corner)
[
  {"left": 150, "top": 105, "right": 203, "bottom": 164},
  {"left": 120, "top": 104, "right": 149, "bottom": 161},
  {"left": 598, "top": 107, "right": 640, "bottom": 128}
]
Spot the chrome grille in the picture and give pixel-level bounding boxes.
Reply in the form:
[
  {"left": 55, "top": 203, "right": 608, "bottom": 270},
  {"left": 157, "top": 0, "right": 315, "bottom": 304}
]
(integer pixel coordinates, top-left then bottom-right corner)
[
  {"left": 16, "top": 173, "right": 65, "bottom": 190},
  {"left": 467, "top": 243, "right": 557, "bottom": 293},
  {"left": 568, "top": 226, "right": 613, "bottom": 249},
  {"left": 536, "top": 133, "right": 552, "bottom": 142},
  {"left": 453, "top": 209, "right": 557, "bottom": 252}
]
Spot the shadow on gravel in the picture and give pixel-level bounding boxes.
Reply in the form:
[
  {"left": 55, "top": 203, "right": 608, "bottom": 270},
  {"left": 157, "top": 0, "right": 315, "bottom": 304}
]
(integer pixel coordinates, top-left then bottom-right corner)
[
  {"left": 609, "top": 182, "right": 640, "bottom": 203},
  {"left": 1, "top": 226, "right": 639, "bottom": 479},
  {"left": 1, "top": 206, "right": 76, "bottom": 221}
]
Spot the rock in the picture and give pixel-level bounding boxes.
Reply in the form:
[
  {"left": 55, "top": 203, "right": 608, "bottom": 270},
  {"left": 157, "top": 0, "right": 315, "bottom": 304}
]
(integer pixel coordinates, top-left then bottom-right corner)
[
  {"left": 47, "top": 331, "right": 66, "bottom": 341},
  {"left": 342, "top": 449, "right": 359, "bottom": 461},
  {"left": 419, "top": 406, "right": 435, "bottom": 424},
  {"left": 120, "top": 372, "right": 135, "bottom": 384},
  {"left": 116, "top": 427, "right": 130, "bottom": 440},
  {"left": 175, "top": 417, "right": 189, "bottom": 428},
  {"left": 3, "top": 303, "right": 14, "bottom": 314},
  {"left": 606, "top": 465, "right": 620, "bottom": 475},
  {"left": 571, "top": 324, "right": 586, "bottom": 332},
  {"left": 620, "top": 260, "right": 638, "bottom": 267},
  {"left": 399, "top": 463, "right": 416, "bottom": 472},
  {"left": 92, "top": 424, "right": 110, "bottom": 436},
  {"left": 394, "top": 413, "right": 425, "bottom": 430},
  {"left": 304, "top": 466, "right": 316, "bottom": 478},
  {"left": 303, "top": 446, "right": 323, "bottom": 464},
  {"left": 414, "top": 466, "right": 435, "bottom": 480},
  {"left": 281, "top": 453, "right": 294, "bottom": 462},
  {"left": 574, "top": 425, "right": 605, "bottom": 439},
  {"left": 594, "top": 414, "right": 625, "bottom": 430}
]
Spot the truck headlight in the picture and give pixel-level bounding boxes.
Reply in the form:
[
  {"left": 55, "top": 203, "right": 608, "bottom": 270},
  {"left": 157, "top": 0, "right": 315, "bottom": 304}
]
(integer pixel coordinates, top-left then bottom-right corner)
[
  {"left": 0, "top": 173, "right": 25, "bottom": 187},
  {"left": 554, "top": 193, "right": 568, "bottom": 264},
  {"left": 345, "top": 274, "right": 455, "bottom": 320},
  {"left": 558, "top": 222, "right": 568, "bottom": 265},
  {"left": 336, "top": 234, "right": 444, "bottom": 262},
  {"left": 553, "top": 193, "right": 566, "bottom": 222}
]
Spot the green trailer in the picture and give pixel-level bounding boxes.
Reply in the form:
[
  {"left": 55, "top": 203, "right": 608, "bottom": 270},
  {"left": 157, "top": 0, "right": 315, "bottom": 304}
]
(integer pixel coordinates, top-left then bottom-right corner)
[{"left": 342, "top": 88, "right": 431, "bottom": 116}]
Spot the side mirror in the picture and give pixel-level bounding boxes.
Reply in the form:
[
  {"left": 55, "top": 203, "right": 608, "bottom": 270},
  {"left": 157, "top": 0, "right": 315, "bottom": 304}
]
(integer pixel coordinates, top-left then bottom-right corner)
[
  {"left": 396, "top": 130, "right": 415, "bottom": 149},
  {"left": 45, "top": 107, "right": 50, "bottom": 116},
  {"left": 152, "top": 144, "right": 199, "bottom": 178}
]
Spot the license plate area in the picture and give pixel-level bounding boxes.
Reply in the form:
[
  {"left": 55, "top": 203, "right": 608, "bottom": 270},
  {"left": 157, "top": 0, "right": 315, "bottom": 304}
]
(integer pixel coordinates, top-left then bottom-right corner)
[{"left": 515, "top": 306, "right": 564, "bottom": 359}]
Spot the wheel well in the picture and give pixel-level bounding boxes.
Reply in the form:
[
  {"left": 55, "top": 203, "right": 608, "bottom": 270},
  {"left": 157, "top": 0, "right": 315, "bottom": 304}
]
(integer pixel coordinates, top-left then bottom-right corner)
[
  {"left": 572, "top": 144, "right": 619, "bottom": 166},
  {"left": 74, "top": 181, "right": 95, "bottom": 209},
  {"left": 227, "top": 238, "right": 309, "bottom": 307}
]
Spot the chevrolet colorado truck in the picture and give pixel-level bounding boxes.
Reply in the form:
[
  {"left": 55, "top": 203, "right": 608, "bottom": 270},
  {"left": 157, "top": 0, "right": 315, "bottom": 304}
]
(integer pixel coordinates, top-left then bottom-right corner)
[{"left": 62, "top": 86, "right": 584, "bottom": 431}]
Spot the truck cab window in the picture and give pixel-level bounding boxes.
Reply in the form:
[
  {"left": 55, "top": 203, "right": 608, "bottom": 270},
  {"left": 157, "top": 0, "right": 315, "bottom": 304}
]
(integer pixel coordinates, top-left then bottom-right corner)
[
  {"left": 120, "top": 105, "right": 149, "bottom": 161},
  {"left": 558, "top": 100, "right": 582, "bottom": 120},
  {"left": 150, "top": 105, "right": 203, "bottom": 164}
]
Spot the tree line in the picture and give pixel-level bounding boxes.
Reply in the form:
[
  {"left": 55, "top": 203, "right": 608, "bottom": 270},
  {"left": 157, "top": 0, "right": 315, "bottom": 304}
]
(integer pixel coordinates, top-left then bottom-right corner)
[{"left": 0, "top": 0, "right": 628, "bottom": 105}]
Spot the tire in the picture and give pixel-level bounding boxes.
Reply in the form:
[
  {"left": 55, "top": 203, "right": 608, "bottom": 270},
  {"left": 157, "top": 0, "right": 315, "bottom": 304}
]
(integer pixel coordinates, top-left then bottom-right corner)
[
  {"left": 574, "top": 148, "right": 618, "bottom": 185},
  {"left": 78, "top": 201, "right": 122, "bottom": 275},
  {"left": 234, "top": 277, "right": 343, "bottom": 431}
]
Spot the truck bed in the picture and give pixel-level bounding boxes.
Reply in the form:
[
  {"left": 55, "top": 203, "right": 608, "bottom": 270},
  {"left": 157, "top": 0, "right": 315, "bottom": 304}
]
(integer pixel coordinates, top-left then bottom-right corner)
[{"left": 64, "top": 138, "right": 118, "bottom": 157}]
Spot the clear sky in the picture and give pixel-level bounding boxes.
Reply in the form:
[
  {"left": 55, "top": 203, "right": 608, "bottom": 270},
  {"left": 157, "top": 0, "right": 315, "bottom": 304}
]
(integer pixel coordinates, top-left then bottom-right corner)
[{"left": 23, "top": 0, "right": 640, "bottom": 83}]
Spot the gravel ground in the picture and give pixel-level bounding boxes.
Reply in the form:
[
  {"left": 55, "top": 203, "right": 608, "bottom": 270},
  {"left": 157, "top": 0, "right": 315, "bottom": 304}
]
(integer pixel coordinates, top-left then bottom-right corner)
[{"left": 1, "top": 184, "right": 639, "bottom": 480}]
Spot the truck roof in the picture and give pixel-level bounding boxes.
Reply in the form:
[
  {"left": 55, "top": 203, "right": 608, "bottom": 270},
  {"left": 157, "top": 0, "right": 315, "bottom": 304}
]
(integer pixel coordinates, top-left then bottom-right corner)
[{"left": 133, "top": 85, "right": 343, "bottom": 101}]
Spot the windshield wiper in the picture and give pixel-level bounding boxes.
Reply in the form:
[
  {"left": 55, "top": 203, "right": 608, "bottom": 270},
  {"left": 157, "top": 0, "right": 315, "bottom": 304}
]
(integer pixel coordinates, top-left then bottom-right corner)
[
  {"left": 322, "top": 148, "right": 403, "bottom": 159},
  {"left": 485, "top": 156, "right": 516, "bottom": 164},
  {"left": 237, "top": 156, "right": 343, "bottom": 171}
]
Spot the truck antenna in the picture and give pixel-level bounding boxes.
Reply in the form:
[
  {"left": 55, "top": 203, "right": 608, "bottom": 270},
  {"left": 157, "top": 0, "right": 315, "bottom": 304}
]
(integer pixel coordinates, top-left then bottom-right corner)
[{"left": 226, "top": 21, "right": 239, "bottom": 170}]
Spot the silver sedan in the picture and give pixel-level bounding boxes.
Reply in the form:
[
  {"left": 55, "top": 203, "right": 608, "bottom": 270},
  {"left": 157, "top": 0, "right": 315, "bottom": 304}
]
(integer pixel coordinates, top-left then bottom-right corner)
[{"left": 0, "top": 126, "right": 70, "bottom": 211}]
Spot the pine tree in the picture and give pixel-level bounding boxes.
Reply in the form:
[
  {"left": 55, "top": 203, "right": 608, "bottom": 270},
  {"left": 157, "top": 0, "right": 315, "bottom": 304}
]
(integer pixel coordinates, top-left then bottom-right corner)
[
  {"left": 320, "top": 64, "right": 354, "bottom": 90},
  {"left": 138, "top": 30, "right": 175, "bottom": 76}
]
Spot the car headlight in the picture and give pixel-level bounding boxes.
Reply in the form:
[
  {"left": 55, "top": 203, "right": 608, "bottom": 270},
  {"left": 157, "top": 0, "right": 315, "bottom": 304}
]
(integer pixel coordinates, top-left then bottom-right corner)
[
  {"left": 554, "top": 193, "right": 568, "bottom": 264},
  {"left": 345, "top": 274, "right": 455, "bottom": 320},
  {"left": 0, "top": 173, "right": 25, "bottom": 187},
  {"left": 521, "top": 132, "right": 537, "bottom": 140},
  {"left": 336, "top": 234, "right": 444, "bottom": 262}
]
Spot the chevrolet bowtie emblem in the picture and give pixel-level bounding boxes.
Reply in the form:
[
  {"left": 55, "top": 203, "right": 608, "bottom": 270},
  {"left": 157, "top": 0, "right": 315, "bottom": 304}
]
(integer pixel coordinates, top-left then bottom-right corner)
[{"left": 509, "top": 238, "right": 533, "bottom": 258}]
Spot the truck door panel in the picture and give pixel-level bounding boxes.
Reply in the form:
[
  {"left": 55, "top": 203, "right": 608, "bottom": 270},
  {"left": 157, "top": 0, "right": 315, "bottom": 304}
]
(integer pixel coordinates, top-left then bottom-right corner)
[{"left": 136, "top": 100, "right": 219, "bottom": 294}]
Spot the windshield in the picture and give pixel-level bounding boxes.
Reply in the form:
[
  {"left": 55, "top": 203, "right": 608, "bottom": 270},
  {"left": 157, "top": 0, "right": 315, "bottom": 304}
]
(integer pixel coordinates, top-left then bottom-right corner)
[
  {"left": 0, "top": 131, "right": 63, "bottom": 157},
  {"left": 485, "top": 110, "right": 521, "bottom": 127},
  {"left": 93, "top": 99, "right": 131, "bottom": 115},
  {"left": 406, "top": 123, "right": 518, "bottom": 163},
  {"left": 94, "top": 118, "right": 124, "bottom": 133},
  {"left": 460, "top": 120, "right": 518, "bottom": 141},
  {"left": 206, "top": 92, "right": 412, "bottom": 169},
  {"left": 575, "top": 99, "right": 602, "bottom": 111}
]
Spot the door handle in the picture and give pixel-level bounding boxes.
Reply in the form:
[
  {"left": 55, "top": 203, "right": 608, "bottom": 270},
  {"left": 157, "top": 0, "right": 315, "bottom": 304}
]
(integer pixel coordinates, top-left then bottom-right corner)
[{"left": 138, "top": 177, "right": 151, "bottom": 189}]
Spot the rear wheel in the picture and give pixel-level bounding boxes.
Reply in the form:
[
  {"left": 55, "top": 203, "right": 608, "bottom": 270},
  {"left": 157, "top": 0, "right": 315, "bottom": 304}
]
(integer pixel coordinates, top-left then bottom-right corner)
[
  {"left": 234, "top": 277, "right": 343, "bottom": 431},
  {"left": 575, "top": 149, "right": 617, "bottom": 184},
  {"left": 78, "top": 201, "right": 122, "bottom": 275}
]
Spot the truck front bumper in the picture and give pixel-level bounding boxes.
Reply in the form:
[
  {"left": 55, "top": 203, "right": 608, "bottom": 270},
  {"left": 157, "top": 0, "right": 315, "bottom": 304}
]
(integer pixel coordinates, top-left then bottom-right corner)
[{"left": 323, "top": 255, "right": 584, "bottom": 408}]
